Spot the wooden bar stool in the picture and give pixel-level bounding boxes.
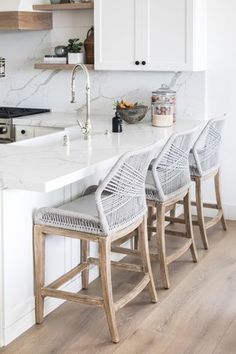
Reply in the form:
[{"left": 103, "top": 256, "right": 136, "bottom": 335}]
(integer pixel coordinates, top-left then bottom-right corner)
[
  {"left": 33, "top": 143, "right": 159, "bottom": 343},
  {"left": 145, "top": 129, "right": 199, "bottom": 289},
  {"left": 114, "top": 130, "right": 199, "bottom": 289},
  {"left": 188, "top": 117, "right": 227, "bottom": 249}
]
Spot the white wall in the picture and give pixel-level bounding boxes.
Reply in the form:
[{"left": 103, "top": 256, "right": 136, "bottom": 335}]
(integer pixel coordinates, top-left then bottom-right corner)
[{"left": 207, "top": 0, "right": 236, "bottom": 219}]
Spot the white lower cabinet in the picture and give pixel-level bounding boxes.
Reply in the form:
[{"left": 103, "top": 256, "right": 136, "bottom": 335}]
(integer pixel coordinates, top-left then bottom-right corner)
[
  {"left": 15, "top": 125, "right": 62, "bottom": 141},
  {"left": 95, "top": 0, "right": 207, "bottom": 71}
]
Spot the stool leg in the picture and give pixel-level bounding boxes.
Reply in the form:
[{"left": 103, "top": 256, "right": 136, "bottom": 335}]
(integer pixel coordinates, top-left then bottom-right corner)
[
  {"left": 34, "top": 226, "right": 45, "bottom": 324},
  {"left": 138, "top": 216, "right": 158, "bottom": 303},
  {"left": 134, "top": 232, "right": 139, "bottom": 250},
  {"left": 195, "top": 177, "right": 209, "bottom": 250},
  {"left": 215, "top": 169, "right": 227, "bottom": 231},
  {"left": 147, "top": 206, "right": 154, "bottom": 241},
  {"left": 99, "top": 238, "right": 119, "bottom": 343},
  {"left": 81, "top": 240, "right": 89, "bottom": 289},
  {"left": 169, "top": 204, "right": 176, "bottom": 224},
  {"left": 156, "top": 204, "right": 170, "bottom": 289},
  {"left": 184, "top": 190, "right": 198, "bottom": 263}
]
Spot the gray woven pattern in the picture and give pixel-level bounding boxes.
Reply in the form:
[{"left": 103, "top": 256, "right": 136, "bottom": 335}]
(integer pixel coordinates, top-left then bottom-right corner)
[
  {"left": 146, "top": 128, "right": 197, "bottom": 202},
  {"left": 34, "top": 142, "right": 159, "bottom": 236},
  {"left": 34, "top": 194, "right": 103, "bottom": 235},
  {"left": 95, "top": 143, "right": 159, "bottom": 235},
  {"left": 189, "top": 117, "right": 226, "bottom": 177}
]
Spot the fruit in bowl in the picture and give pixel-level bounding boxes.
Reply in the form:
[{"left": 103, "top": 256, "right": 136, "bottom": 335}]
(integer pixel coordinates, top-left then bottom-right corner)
[{"left": 116, "top": 100, "right": 148, "bottom": 124}]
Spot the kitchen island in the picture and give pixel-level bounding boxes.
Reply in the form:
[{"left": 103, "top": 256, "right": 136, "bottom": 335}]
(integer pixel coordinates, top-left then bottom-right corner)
[{"left": 0, "top": 116, "right": 202, "bottom": 346}]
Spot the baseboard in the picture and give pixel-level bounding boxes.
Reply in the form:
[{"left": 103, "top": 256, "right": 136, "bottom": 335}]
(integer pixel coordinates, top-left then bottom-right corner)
[{"left": 223, "top": 203, "right": 236, "bottom": 220}]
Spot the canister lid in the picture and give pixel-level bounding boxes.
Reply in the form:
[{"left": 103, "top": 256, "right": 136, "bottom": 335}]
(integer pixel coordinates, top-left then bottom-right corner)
[{"left": 152, "top": 84, "right": 176, "bottom": 96}]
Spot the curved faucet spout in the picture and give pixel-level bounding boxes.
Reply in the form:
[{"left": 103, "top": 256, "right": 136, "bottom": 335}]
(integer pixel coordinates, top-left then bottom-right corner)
[{"left": 70, "top": 64, "right": 91, "bottom": 137}]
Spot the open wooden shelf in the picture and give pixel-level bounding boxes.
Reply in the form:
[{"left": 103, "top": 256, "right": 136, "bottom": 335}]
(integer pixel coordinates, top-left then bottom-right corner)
[
  {"left": 33, "top": 2, "right": 94, "bottom": 11},
  {"left": 34, "top": 63, "right": 94, "bottom": 70},
  {"left": 0, "top": 11, "right": 52, "bottom": 30}
]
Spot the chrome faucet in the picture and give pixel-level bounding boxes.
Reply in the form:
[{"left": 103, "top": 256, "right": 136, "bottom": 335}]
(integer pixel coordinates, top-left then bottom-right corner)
[{"left": 70, "top": 64, "right": 91, "bottom": 138}]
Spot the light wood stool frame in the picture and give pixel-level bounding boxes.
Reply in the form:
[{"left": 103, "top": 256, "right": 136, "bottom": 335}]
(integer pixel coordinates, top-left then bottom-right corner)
[
  {"left": 191, "top": 168, "right": 227, "bottom": 249},
  {"left": 169, "top": 168, "right": 227, "bottom": 250},
  {"left": 33, "top": 215, "right": 157, "bottom": 343},
  {"left": 113, "top": 189, "right": 198, "bottom": 290},
  {"left": 147, "top": 188, "right": 198, "bottom": 289}
]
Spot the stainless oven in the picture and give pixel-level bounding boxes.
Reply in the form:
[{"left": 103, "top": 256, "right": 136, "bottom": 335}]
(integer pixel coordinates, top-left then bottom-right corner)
[{"left": 0, "top": 107, "right": 50, "bottom": 144}]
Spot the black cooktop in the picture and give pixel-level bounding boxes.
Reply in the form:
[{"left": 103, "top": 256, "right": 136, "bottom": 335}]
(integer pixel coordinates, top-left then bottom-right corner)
[{"left": 0, "top": 107, "right": 50, "bottom": 119}]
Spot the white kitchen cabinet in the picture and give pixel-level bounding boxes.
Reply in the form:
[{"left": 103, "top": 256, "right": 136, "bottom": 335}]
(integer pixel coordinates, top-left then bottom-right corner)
[
  {"left": 14, "top": 125, "right": 62, "bottom": 141},
  {"left": 95, "top": 0, "right": 207, "bottom": 71}
]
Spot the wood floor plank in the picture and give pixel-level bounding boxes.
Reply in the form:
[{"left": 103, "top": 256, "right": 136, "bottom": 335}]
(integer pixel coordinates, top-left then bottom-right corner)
[
  {"left": 1, "top": 222, "right": 235, "bottom": 354},
  {"left": 213, "top": 316, "right": 236, "bottom": 354},
  {"left": 116, "top": 222, "right": 236, "bottom": 354}
]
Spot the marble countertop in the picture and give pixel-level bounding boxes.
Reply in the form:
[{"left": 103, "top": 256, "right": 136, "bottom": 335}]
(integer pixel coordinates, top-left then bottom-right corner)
[{"left": 0, "top": 116, "right": 202, "bottom": 193}]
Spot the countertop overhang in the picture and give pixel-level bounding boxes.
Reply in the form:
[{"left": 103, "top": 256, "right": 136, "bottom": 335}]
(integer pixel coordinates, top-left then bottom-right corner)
[{"left": 0, "top": 115, "right": 202, "bottom": 193}]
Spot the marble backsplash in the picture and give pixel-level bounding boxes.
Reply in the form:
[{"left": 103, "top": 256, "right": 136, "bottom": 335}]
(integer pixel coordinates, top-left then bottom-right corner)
[{"left": 0, "top": 10, "right": 206, "bottom": 121}]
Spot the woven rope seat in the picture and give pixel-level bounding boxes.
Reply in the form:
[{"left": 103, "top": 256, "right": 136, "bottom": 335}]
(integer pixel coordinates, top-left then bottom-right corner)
[{"left": 34, "top": 194, "right": 103, "bottom": 235}]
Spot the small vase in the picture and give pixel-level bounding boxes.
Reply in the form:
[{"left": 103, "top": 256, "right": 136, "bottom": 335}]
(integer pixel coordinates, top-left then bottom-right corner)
[
  {"left": 68, "top": 52, "right": 85, "bottom": 64},
  {"left": 55, "top": 45, "right": 67, "bottom": 57},
  {"left": 84, "top": 26, "right": 94, "bottom": 64}
]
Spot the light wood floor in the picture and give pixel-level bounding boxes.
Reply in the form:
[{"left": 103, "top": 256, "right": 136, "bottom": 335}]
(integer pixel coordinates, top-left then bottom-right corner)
[{"left": 1, "top": 221, "right": 236, "bottom": 354}]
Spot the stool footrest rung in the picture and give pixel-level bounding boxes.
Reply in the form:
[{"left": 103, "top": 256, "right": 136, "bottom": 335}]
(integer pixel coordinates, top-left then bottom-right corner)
[
  {"left": 165, "top": 216, "right": 185, "bottom": 224},
  {"left": 165, "top": 229, "right": 188, "bottom": 238},
  {"left": 47, "top": 262, "right": 89, "bottom": 290},
  {"left": 88, "top": 257, "right": 144, "bottom": 273},
  {"left": 166, "top": 239, "right": 192, "bottom": 265},
  {"left": 173, "top": 211, "right": 223, "bottom": 229},
  {"left": 41, "top": 288, "right": 104, "bottom": 307},
  {"left": 177, "top": 200, "right": 219, "bottom": 209},
  {"left": 111, "top": 246, "right": 141, "bottom": 257},
  {"left": 205, "top": 211, "right": 223, "bottom": 229},
  {"left": 114, "top": 274, "right": 150, "bottom": 311}
]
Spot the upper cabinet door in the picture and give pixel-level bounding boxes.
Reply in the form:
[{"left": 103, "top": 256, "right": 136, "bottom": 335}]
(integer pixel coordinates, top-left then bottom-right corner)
[
  {"left": 95, "top": 0, "right": 137, "bottom": 70},
  {"left": 146, "top": 0, "right": 192, "bottom": 71},
  {"left": 94, "top": 0, "right": 207, "bottom": 72}
]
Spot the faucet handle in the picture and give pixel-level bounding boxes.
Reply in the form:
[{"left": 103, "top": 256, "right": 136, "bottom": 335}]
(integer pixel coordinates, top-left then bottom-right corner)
[
  {"left": 77, "top": 120, "right": 88, "bottom": 135},
  {"left": 77, "top": 120, "right": 83, "bottom": 129}
]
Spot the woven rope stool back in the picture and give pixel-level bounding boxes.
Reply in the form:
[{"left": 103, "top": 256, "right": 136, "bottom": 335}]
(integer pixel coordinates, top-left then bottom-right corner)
[
  {"left": 190, "top": 116, "right": 226, "bottom": 176},
  {"left": 95, "top": 142, "right": 159, "bottom": 235},
  {"left": 150, "top": 128, "right": 198, "bottom": 202}
]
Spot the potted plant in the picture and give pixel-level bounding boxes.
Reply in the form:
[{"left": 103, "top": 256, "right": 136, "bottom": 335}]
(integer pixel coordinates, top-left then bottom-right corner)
[{"left": 67, "top": 38, "right": 85, "bottom": 64}]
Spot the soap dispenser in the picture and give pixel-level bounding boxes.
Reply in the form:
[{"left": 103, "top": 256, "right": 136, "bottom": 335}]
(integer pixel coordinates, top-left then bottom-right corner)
[{"left": 112, "top": 111, "right": 123, "bottom": 133}]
